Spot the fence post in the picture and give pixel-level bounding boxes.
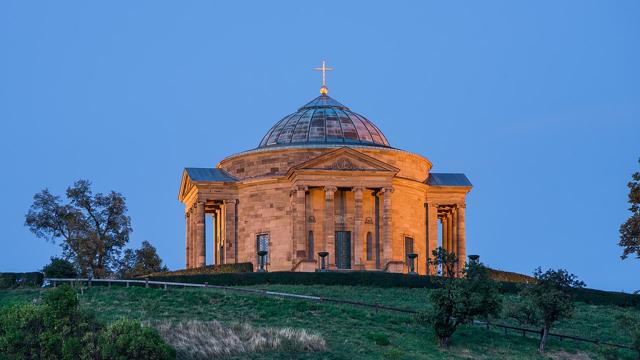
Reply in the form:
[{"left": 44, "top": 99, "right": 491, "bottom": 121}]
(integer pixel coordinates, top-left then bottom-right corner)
[
  {"left": 108, "top": 281, "right": 111, "bottom": 288},
  {"left": 145, "top": 277, "right": 149, "bottom": 288},
  {"left": 53, "top": 280, "right": 57, "bottom": 288},
  {"left": 164, "top": 283, "right": 167, "bottom": 290},
  {"left": 88, "top": 278, "right": 92, "bottom": 288},
  {"left": 126, "top": 281, "right": 130, "bottom": 288},
  {"left": 204, "top": 282, "right": 208, "bottom": 288}
]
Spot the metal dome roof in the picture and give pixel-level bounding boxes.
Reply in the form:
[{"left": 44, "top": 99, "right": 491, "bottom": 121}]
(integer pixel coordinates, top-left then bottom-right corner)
[{"left": 258, "top": 94, "right": 391, "bottom": 149}]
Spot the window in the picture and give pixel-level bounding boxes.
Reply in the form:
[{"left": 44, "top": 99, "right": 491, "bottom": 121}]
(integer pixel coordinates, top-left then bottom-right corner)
[
  {"left": 404, "top": 236, "right": 414, "bottom": 263},
  {"left": 307, "top": 231, "right": 314, "bottom": 260},
  {"left": 257, "top": 233, "right": 269, "bottom": 262},
  {"left": 366, "top": 232, "right": 373, "bottom": 261}
]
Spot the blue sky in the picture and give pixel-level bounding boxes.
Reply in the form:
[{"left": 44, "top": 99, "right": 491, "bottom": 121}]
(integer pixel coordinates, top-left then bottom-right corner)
[{"left": 0, "top": 1, "right": 638, "bottom": 291}]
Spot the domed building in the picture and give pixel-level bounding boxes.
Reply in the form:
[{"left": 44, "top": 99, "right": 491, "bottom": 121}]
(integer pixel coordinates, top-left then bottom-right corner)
[{"left": 178, "top": 73, "right": 472, "bottom": 275}]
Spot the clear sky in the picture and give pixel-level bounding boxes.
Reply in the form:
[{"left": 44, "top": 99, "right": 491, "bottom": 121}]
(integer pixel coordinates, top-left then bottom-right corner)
[{"left": 1, "top": 1, "right": 638, "bottom": 291}]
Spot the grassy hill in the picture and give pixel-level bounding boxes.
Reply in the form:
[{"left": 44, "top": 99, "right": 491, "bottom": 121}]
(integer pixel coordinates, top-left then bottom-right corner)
[{"left": 1, "top": 284, "right": 638, "bottom": 359}]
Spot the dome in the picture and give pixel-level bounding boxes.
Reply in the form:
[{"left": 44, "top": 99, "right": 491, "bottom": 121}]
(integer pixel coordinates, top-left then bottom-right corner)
[{"left": 257, "top": 94, "right": 391, "bottom": 149}]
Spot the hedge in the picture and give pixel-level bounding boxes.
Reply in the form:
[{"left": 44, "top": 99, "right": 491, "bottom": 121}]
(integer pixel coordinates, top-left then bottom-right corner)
[
  {"left": 138, "top": 262, "right": 253, "bottom": 278},
  {"left": 147, "top": 271, "right": 441, "bottom": 289},
  {"left": 0, "top": 272, "right": 44, "bottom": 289},
  {"left": 145, "top": 271, "right": 640, "bottom": 308}
]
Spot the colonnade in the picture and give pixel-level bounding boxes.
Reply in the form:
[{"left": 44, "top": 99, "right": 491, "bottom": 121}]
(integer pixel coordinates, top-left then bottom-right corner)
[{"left": 292, "top": 185, "right": 393, "bottom": 269}]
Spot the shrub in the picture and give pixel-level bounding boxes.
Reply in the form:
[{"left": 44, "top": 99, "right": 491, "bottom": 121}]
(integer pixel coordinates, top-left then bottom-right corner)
[
  {"left": 0, "top": 285, "right": 175, "bottom": 360},
  {"left": 42, "top": 257, "right": 78, "bottom": 279},
  {"left": 100, "top": 319, "right": 175, "bottom": 360},
  {"left": 0, "top": 272, "right": 44, "bottom": 289}
]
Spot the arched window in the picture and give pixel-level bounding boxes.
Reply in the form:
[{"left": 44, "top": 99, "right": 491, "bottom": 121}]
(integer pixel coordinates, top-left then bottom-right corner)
[
  {"left": 307, "top": 231, "right": 314, "bottom": 260},
  {"left": 366, "top": 232, "right": 373, "bottom": 261}
]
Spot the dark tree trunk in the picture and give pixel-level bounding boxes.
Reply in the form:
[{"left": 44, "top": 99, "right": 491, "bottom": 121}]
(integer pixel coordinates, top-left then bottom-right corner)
[
  {"left": 438, "top": 336, "right": 450, "bottom": 348},
  {"left": 539, "top": 325, "right": 550, "bottom": 353}
]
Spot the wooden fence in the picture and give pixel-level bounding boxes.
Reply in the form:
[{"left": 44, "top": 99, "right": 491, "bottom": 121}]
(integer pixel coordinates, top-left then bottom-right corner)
[{"left": 45, "top": 278, "right": 635, "bottom": 351}]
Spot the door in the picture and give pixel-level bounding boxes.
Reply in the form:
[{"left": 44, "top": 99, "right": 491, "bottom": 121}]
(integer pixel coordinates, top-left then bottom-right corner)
[{"left": 335, "top": 231, "right": 351, "bottom": 269}]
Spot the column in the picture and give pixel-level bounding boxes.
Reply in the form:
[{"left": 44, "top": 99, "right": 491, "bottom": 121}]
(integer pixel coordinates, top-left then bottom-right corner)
[
  {"left": 185, "top": 212, "right": 191, "bottom": 268},
  {"left": 196, "top": 201, "right": 206, "bottom": 267},
  {"left": 381, "top": 187, "right": 393, "bottom": 266},
  {"left": 210, "top": 214, "right": 218, "bottom": 265},
  {"left": 352, "top": 187, "right": 364, "bottom": 266},
  {"left": 426, "top": 203, "right": 439, "bottom": 275},
  {"left": 447, "top": 211, "right": 453, "bottom": 255},
  {"left": 441, "top": 216, "right": 448, "bottom": 253},
  {"left": 224, "top": 199, "right": 237, "bottom": 263},
  {"left": 293, "top": 185, "right": 307, "bottom": 260},
  {"left": 189, "top": 206, "right": 196, "bottom": 268},
  {"left": 456, "top": 205, "right": 466, "bottom": 277},
  {"left": 323, "top": 186, "right": 337, "bottom": 267},
  {"left": 452, "top": 208, "right": 458, "bottom": 256}
]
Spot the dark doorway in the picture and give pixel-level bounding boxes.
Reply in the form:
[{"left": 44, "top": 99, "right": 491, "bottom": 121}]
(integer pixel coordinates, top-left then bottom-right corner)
[{"left": 335, "top": 231, "right": 351, "bottom": 269}]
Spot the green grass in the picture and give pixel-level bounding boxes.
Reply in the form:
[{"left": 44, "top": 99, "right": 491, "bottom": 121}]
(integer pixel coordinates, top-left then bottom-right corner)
[{"left": 1, "top": 285, "right": 638, "bottom": 359}]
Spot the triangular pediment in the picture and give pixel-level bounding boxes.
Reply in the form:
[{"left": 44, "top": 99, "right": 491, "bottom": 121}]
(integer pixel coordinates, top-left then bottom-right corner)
[
  {"left": 290, "top": 147, "right": 400, "bottom": 174},
  {"left": 178, "top": 169, "right": 195, "bottom": 202}
]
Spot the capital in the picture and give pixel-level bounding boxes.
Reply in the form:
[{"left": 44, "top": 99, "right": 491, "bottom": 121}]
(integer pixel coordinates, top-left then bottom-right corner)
[
  {"left": 381, "top": 187, "right": 394, "bottom": 194},
  {"left": 351, "top": 186, "right": 364, "bottom": 193},
  {"left": 224, "top": 199, "right": 237, "bottom": 205},
  {"left": 292, "top": 185, "right": 308, "bottom": 193},
  {"left": 323, "top": 186, "right": 337, "bottom": 194},
  {"left": 457, "top": 203, "right": 466, "bottom": 209}
]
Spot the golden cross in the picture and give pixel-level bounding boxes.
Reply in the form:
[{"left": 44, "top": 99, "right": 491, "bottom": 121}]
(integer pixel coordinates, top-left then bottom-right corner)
[{"left": 314, "top": 60, "right": 334, "bottom": 94}]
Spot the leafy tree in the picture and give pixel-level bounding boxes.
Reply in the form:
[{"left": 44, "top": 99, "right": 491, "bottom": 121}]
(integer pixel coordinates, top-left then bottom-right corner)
[
  {"left": 418, "top": 247, "right": 502, "bottom": 347},
  {"left": 42, "top": 256, "right": 78, "bottom": 278},
  {"left": 507, "top": 268, "right": 585, "bottom": 353},
  {"left": 427, "top": 246, "right": 458, "bottom": 278},
  {"left": 25, "top": 180, "right": 132, "bottom": 278},
  {"left": 118, "top": 241, "right": 169, "bottom": 278},
  {"left": 620, "top": 158, "right": 640, "bottom": 260}
]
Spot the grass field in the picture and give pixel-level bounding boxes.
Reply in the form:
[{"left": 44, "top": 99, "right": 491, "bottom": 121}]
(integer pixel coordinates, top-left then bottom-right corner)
[{"left": 1, "top": 285, "right": 638, "bottom": 359}]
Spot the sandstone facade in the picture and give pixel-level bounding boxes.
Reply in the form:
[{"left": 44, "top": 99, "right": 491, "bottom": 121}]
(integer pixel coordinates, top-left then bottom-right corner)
[{"left": 178, "top": 93, "right": 471, "bottom": 275}]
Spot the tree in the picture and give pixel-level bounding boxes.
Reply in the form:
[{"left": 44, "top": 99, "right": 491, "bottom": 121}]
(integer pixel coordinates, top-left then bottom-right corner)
[
  {"left": 507, "top": 268, "right": 585, "bottom": 353},
  {"left": 25, "top": 180, "right": 132, "bottom": 278},
  {"left": 620, "top": 158, "right": 640, "bottom": 260},
  {"left": 418, "top": 247, "right": 502, "bottom": 347},
  {"left": 118, "top": 241, "right": 169, "bottom": 278},
  {"left": 42, "top": 256, "right": 78, "bottom": 278}
]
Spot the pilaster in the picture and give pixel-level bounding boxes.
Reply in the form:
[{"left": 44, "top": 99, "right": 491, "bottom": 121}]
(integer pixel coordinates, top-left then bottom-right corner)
[
  {"left": 456, "top": 204, "right": 466, "bottom": 277},
  {"left": 381, "top": 187, "right": 393, "bottom": 265},
  {"left": 224, "top": 199, "right": 237, "bottom": 263},
  {"left": 426, "top": 203, "right": 439, "bottom": 275},
  {"left": 293, "top": 185, "right": 308, "bottom": 260},
  {"left": 352, "top": 187, "right": 364, "bottom": 266}
]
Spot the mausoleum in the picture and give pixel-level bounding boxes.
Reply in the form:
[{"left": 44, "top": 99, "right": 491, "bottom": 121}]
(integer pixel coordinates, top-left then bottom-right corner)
[{"left": 178, "top": 64, "right": 472, "bottom": 275}]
